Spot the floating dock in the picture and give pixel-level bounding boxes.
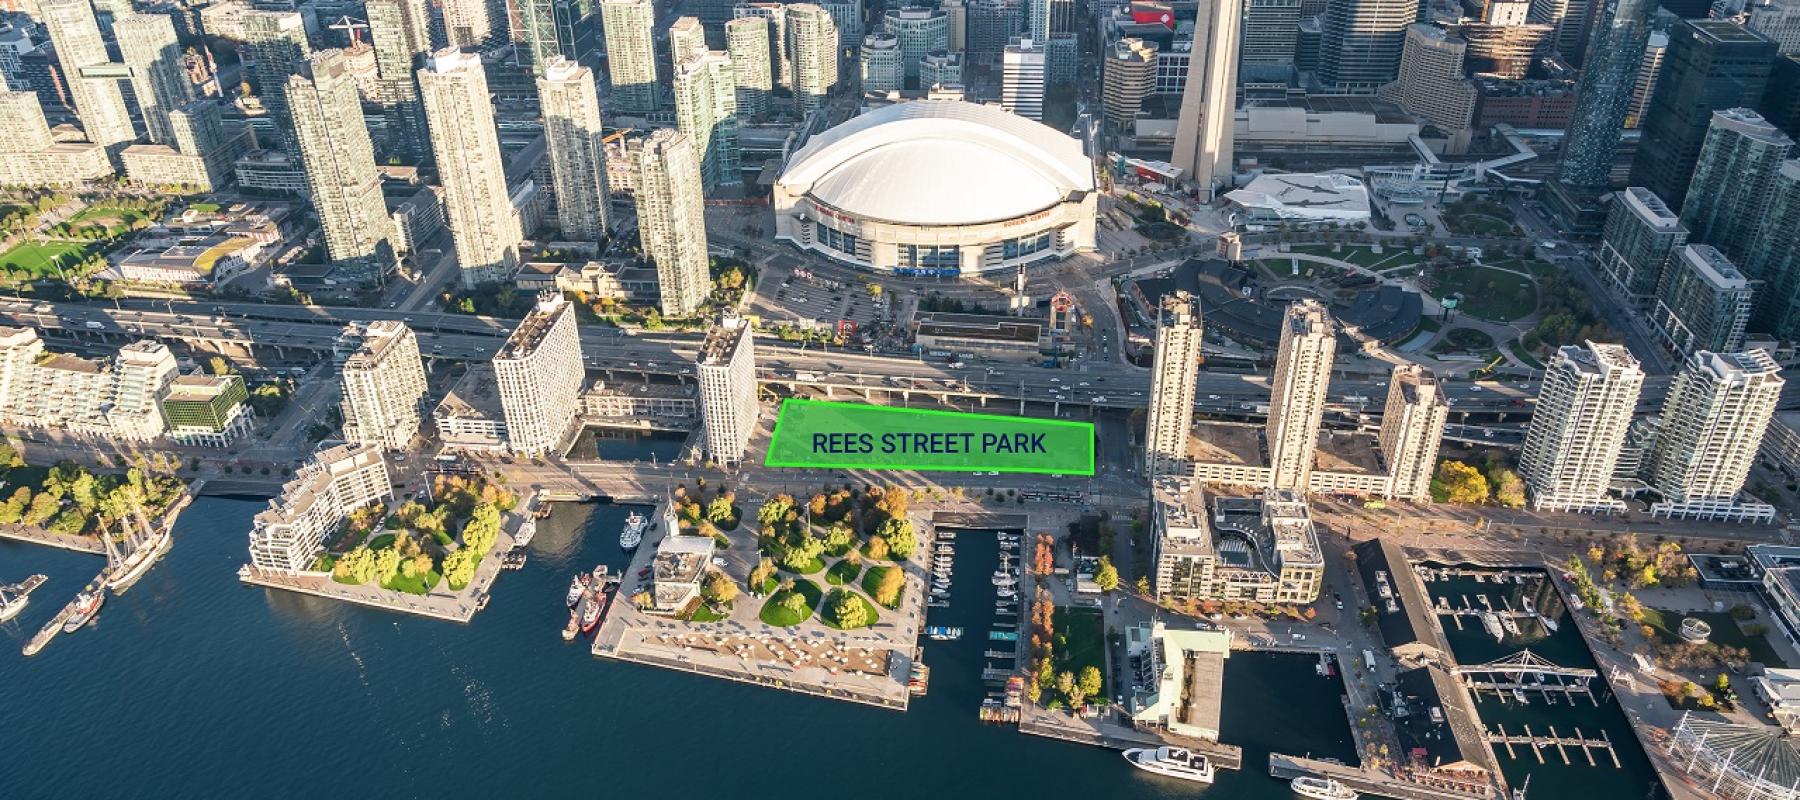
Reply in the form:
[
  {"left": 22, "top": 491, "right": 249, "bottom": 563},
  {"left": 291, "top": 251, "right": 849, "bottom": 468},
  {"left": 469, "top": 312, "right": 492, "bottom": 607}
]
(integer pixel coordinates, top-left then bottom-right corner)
[{"left": 23, "top": 572, "right": 106, "bottom": 657}]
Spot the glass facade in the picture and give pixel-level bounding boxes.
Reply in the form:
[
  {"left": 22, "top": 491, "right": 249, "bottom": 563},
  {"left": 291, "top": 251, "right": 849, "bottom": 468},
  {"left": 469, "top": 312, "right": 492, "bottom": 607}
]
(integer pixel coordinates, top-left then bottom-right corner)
[
  {"left": 900, "top": 244, "right": 959, "bottom": 268},
  {"left": 1002, "top": 231, "right": 1052, "bottom": 259},
  {"left": 818, "top": 223, "right": 859, "bottom": 257},
  {"left": 1556, "top": 0, "right": 1656, "bottom": 191}
]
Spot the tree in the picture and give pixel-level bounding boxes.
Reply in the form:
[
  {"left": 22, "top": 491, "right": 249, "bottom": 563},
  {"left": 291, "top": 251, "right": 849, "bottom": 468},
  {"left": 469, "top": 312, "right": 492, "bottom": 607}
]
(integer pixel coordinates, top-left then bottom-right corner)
[
  {"left": 823, "top": 521, "right": 854, "bottom": 553},
  {"left": 1056, "top": 670, "right": 1075, "bottom": 697},
  {"left": 757, "top": 495, "right": 794, "bottom": 531},
  {"left": 779, "top": 590, "right": 809, "bottom": 616},
  {"left": 706, "top": 495, "right": 734, "bottom": 524},
  {"left": 749, "top": 556, "right": 776, "bottom": 593},
  {"left": 781, "top": 535, "right": 825, "bottom": 571},
  {"left": 829, "top": 589, "right": 870, "bottom": 628},
  {"left": 207, "top": 356, "right": 234, "bottom": 376},
  {"left": 1077, "top": 666, "right": 1103, "bottom": 698},
  {"left": 872, "top": 566, "right": 905, "bottom": 607},
  {"left": 442, "top": 548, "right": 479, "bottom": 589},
  {"left": 866, "top": 535, "right": 890, "bottom": 560},
  {"left": 1491, "top": 469, "right": 1526, "bottom": 508},
  {"left": 1430, "top": 460, "right": 1490, "bottom": 504},
  {"left": 876, "top": 517, "right": 916, "bottom": 559},
  {"left": 1093, "top": 555, "right": 1120, "bottom": 593},
  {"left": 1135, "top": 575, "right": 1151, "bottom": 596},
  {"left": 702, "top": 571, "right": 739, "bottom": 606},
  {"left": 1617, "top": 592, "right": 1645, "bottom": 623}
]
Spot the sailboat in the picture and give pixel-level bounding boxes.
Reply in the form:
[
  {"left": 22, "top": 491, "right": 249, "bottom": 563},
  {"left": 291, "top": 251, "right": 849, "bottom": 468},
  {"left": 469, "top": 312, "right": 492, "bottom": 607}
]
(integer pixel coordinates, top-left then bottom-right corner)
[{"left": 104, "top": 509, "right": 173, "bottom": 592}]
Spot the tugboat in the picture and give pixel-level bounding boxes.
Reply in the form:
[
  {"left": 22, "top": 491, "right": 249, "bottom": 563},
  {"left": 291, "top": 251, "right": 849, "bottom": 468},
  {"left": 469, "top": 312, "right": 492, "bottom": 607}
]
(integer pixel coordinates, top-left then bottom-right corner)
[
  {"left": 62, "top": 588, "right": 105, "bottom": 633},
  {"left": 577, "top": 591, "right": 601, "bottom": 634},
  {"left": 1122, "top": 747, "right": 1214, "bottom": 784},
  {"left": 619, "top": 511, "right": 647, "bottom": 550},
  {"left": 1291, "top": 775, "right": 1358, "bottom": 799},
  {"left": 561, "top": 609, "right": 580, "bottom": 641}
]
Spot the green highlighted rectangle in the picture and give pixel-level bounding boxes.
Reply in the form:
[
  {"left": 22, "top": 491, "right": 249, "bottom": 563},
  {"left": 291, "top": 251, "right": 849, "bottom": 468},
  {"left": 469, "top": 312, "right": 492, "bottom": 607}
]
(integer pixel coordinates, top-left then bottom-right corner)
[{"left": 765, "top": 399, "right": 1094, "bottom": 475}]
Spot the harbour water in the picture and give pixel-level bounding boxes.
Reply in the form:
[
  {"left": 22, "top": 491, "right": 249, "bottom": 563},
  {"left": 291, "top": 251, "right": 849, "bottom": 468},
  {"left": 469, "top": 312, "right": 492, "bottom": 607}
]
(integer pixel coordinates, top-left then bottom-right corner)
[
  {"left": 565, "top": 427, "right": 688, "bottom": 463},
  {"left": 1421, "top": 569, "right": 1666, "bottom": 800},
  {"left": 0, "top": 496, "right": 1514, "bottom": 797}
]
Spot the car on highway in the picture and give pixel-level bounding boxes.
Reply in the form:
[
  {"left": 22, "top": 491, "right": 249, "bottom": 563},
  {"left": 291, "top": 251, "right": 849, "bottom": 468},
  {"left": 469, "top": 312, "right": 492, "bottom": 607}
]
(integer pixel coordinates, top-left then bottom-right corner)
[
  {"left": 1207, "top": 394, "right": 1220, "bottom": 400},
  {"left": 1078, "top": 382, "right": 1090, "bottom": 387},
  {"left": 1093, "top": 395, "right": 1107, "bottom": 402}
]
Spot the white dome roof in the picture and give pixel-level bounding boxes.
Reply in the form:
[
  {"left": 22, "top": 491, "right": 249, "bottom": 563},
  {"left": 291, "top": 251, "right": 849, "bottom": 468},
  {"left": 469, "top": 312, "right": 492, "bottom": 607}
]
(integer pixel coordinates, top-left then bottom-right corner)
[{"left": 778, "top": 101, "right": 1095, "bottom": 227}]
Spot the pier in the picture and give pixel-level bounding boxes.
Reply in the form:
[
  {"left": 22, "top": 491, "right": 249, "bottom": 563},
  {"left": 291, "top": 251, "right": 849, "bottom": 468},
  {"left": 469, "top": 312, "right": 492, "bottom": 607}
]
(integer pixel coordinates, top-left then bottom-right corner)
[
  {"left": 0, "top": 524, "right": 105, "bottom": 555},
  {"left": 1484, "top": 724, "right": 1622, "bottom": 767},
  {"left": 22, "top": 571, "right": 106, "bottom": 656},
  {"left": 1269, "top": 753, "right": 1501, "bottom": 800},
  {"left": 1454, "top": 650, "right": 1599, "bottom": 705}
]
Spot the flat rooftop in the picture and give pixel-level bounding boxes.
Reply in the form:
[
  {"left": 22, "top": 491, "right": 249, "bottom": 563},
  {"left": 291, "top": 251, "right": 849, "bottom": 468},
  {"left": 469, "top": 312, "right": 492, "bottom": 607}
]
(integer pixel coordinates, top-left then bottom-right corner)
[
  {"left": 437, "top": 364, "right": 503, "bottom": 421},
  {"left": 912, "top": 311, "right": 1044, "bottom": 345},
  {"left": 1190, "top": 423, "right": 1263, "bottom": 467},
  {"left": 1316, "top": 431, "right": 1384, "bottom": 475},
  {"left": 498, "top": 297, "right": 569, "bottom": 361}
]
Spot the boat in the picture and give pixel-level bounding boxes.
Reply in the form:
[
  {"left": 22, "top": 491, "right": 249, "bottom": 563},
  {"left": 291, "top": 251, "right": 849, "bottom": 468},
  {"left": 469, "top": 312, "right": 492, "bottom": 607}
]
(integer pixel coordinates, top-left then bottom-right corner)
[
  {"left": 1540, "top": 615, "right": 1559, "bottom": 633},
  {"left": 561, "top": 610, "right": 579, "bottom": 641},
  {"left": 1521, "top": 597, "right": 1536, "bottom": 615},
  {"left": 591, "top": 564, "right": 610, "bottom": 587},
  {"left": 930, "top": 588, "right": 950, "bottom": 597},
  {"left": 513, "top": 516, "right": 537, "bottom": 547},
  {"left": 1500, "top": 614, "right": 1520, "bottom": 636},
  {"left": 619, "top": 511, "right": 647, "bottom": 550},
  {"left": 937, "top": 531, "right": 956, "bottom": 540},
  {"left": 578, "top": 592, "right": 601, "bottom": 633},
  {"left": 104, "top": 520, "right": 174, "bottom": 591},
  {"left": 1122, "top": 747, "right": 1214, "bottom": 784},
  {"left": 1512, "top": 774, "right": 1531, "bottom": 800},
  {"left": 1291, "top": 775, "right": 1358, "bottom": 800},
  {"left": 1513, "top": 687, "right": 1529, "bottom": 704},
  {"left": 996, "top": 587, "right": 1017, "bottom": 599},
  {"left": 925, "top": 626, "right": 963, "bottom": 640},
  {"left": 1481, "top": 611, "right": 1505, "bottom": 642},
  {"left": 566, "top": 575, "right": 586, "bottom": 607},
  {"left": 62, "top": 589, "right": 105, "bottom": 633},
  {"left": 991, "top": 570, "right": 1018, "bottom": 587},
  {"left": 0, "top": 574, "right": 46, "bottom": 622}
]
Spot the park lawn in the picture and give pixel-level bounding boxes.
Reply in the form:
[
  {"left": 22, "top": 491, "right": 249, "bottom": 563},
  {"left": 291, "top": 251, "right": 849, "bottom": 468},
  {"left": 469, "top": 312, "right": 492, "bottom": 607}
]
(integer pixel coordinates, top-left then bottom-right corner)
[
  {"left": 1507, "top": 339, "right": 1544, "bottom": 369},
  {"left": 690, "top": 602, "right": 731, "bottom": 622},
  {"left": 1252, "top": 259, "right": 1293, "bottom": 281},
  {"left": 67, "top": 204, "right": 147, "bottom": 232},
  {"left": 1642, "top": 609, "right": 1788, "bottom": 668},
  {"left": 0, "top": 241, "right": 95, "bottom": 279},
  {"left": 382, "top": 566, "right": 442, "bottom": 595},
  {"left": 311, "top": 553, "right": 337, "bottom": 572},
  {"left": 367, "top": 533, "right": 397, "bottom": 551},
  {"left": 759, "top": 577, "right": 822, "bottom": 626},
  {"left": 1053, "top": 607, "right": 1109, "bottom": 696},
  {"left": 783, "top": 554, "right": 825, "bottom": 575},
  {"left": 821, "top": 590, "right": 880, "bottom": 630},
  {"left": 1433, "top": 266, "right": 1537, "bottom": 321},
  {"left": 188, "top": 202, "right": 222, "bottom": 214},
  {"left": 862, "top": 566, "right": 904, "bottom": 609},
  {"left": 1368, "top": 250, "right": 1423, "bottom": 272},
  {"left": 825, "top": 559, "right": 862, "bottom": 586}
]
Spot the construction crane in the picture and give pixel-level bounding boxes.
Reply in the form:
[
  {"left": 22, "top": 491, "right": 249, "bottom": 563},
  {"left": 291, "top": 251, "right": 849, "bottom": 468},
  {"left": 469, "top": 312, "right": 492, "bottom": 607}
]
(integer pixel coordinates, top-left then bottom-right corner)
[{"left": 328, "top": 15, "right": 370, "bottom": 47}]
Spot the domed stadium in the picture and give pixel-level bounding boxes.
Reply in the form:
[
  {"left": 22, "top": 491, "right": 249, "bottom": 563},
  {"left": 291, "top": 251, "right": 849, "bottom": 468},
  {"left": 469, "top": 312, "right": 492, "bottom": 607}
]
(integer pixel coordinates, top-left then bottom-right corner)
[{"left": 772, "top": 100, "right": 1097, "bottom": 277}]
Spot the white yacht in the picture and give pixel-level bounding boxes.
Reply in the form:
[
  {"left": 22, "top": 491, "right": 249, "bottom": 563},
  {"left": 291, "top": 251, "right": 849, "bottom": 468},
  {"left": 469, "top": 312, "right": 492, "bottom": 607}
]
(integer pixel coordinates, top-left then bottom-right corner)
[
  {"left": 1291, "top": 775, "right": 1358, "bottom": 799},
  {"left": 1122, "top": 747, "right": 1214, "bottom": 784},
  {"left": 619, "top": 511, "right": 647, "bottom": 550}
]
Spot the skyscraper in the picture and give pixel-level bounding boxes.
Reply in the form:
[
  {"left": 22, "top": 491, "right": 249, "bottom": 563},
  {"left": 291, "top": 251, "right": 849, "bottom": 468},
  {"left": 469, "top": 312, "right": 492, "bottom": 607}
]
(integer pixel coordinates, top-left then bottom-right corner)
[
  {"left": 1241, "top": 0, "right": 1302, "bottom": 80},
  {"left": 672, "top": 45, "right": 742, "bottom": 192},
  {"left": 1746, "top": 160, "right": 1800, "bottom": 337},
  {"left": 515, "top": 0, "right": 599, "bottom": 76},
  {"left": 1626, "top": 30, "right": 1668, "bottom": 129},
  {"left": 339, "top": 320, "right": 428, "bottom": 450},
  {"left": 669, "top": 16, "right": 709, "bottom": 62},
  {"left": 441, "top": 0, "right": 501, "bottom": 49},
  {"left": 1172, "top": 0, "right": 1239, "bottom": 198},
  {"left": 289, "top": 50, "right": 398, "bottom": 284},
  {"left": 601, "top": 0, "right": 658, "bottom": 115},
  {"left": 726, "top": 17, "right": 773, "bottom": 119},
  {"left": 494, "top": 294, "right": 585, "bottom": 456},
  {"left": 1651, "top": 244, "right": 1756, "bottom": 358},
  {"left": 1531, "top": 0, "right": 1595, "bottom": 63},
  {"left": 39, "top": 0, "right": 135, "bottom": 150},
  {"left": 697, "top": 312, "right": 759, "bottom": 466},
  {"left": 113, "top": 13, "right": 191, "bottom": 146},
  {"left": 419, "top": 49, "right": 522, "bottom": 286},
  {"left": 1518, "top": 341, "right": 1644, "bottom": 513},
  {"left": 1001, "top": 38, "right": 1046, "bottom": 120},
  {"left": 1145, "top": 291, "right": 1202, "bottom": 476},
  {"left": 630, "top": 129, "right": 711, "bottom": 316},
  {"left": 861, "top": 32, "right": 904, "bottom": 93},
  {"left": 787, "top": 4, "right": 839, "bottom": 114},
  {"left": 1678, "top": 108, "right": 1794, "bottom": 264},
  {"left": 884, "top": 6, "right": 949, "bottom": 79},
  {"left": 536, "top": 56, "right": 611, "bottom": 241},
  {"left": 1378, "top": 364, "right": 1448, "bottom": 502},
  {"left": 1553, "top": 0, "right": 1654, "bottom": 192},
  {"left": 1597, "top": 186, "right": 1687, "bottom": 310},
  {"left": 1318, "top": 0, "right": 1419, "bottom": 91},
  {"left": 1379, "top": 24, "right": 1477, "bottom": 148},
  {"left": 1647, "top": 349, "right": 1782, "bottom": 522},
  {"left": 364, "top": 0, "right": 432, "bottom": 162},
  {"left": 241, "top": 10, "right": 312, "bottom": 152},
  {"left": 1631, "top": 20, "right": 1778, "bottom": 208},
  {"left": 1267, "top": 300, "right": 1335, "bottom": 493},
  {"left": 920, "top": 50, "right": 963, "bottom": 89},
  {"left": 735, "top": 4, "right": 792, "bottom": 92},
  {"left": 1103, "top": 38, "right": 1156, "bottom": 126}
]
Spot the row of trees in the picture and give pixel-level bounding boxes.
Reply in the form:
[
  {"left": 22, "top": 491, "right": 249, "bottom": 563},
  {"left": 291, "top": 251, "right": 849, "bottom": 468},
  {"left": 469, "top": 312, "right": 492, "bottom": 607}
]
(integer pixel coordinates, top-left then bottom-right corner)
[
  {"left": 443, "top": 503, "right": 503, "bottom": 589},
  {"left": 1430, "top": 452, "right": 1525, "bottom": 508},
  {"left": 1583, "top": 538, "right": 1698, "bottom": 589}
]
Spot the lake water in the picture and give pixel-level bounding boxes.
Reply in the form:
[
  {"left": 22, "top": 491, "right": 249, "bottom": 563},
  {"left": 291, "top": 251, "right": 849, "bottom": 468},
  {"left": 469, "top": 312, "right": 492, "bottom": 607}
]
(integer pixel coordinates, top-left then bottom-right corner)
[{"left": 0, "top": 499, "right": 1492, "bottom": 797}]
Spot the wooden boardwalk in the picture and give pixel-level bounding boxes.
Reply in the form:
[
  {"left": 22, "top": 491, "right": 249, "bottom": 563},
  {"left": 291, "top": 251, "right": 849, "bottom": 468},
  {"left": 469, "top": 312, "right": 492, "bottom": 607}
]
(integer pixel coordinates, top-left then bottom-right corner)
[{"left": 0, "top": 524, "right": 104, "bottom": 555}]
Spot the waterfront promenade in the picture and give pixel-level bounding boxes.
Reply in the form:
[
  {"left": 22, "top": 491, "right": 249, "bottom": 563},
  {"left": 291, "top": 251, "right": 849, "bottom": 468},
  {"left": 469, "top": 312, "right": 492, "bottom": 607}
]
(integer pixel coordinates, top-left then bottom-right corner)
[
  {"left": 591, "top": 508, "right": 932, "bottom": 711},
  {"left": 0, "top": 523, "right": 105, "bottom": 554},
  {"left": 239, "top": 516, "right": 522, "bottom": 624}
]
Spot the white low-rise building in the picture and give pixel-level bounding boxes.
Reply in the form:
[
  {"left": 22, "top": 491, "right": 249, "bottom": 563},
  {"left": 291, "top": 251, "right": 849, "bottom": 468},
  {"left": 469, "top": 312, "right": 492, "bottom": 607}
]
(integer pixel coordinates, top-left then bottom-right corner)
[
  {"left": 1224, "top": 173, "right": 1372, "bottom": 224},
  {"left": 247, "top": 443, "right": 391, "bottom": 574}
]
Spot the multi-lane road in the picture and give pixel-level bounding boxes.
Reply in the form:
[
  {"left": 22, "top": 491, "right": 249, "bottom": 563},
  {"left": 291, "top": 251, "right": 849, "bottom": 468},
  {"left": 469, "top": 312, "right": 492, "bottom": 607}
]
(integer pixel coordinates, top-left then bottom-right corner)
[{"left": 0, "top": 295, "right": 1683, "bottom": 417}]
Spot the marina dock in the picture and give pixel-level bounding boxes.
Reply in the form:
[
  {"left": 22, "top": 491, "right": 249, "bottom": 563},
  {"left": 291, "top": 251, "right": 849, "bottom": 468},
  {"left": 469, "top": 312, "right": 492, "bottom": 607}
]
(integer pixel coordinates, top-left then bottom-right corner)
[
  {"left": 22, "top": 571, "right": 106, "bottom": 656},
  {"left": 1484, "top": 724, "right": 1621, "bottom": 767}
]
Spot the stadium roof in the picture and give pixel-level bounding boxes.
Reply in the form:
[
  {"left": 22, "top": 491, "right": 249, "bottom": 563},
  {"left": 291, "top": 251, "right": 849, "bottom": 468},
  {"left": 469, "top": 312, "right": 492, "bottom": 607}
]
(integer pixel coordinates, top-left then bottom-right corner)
[{"left": 777, "top": 100, "right": 1095, "bottom": 227}]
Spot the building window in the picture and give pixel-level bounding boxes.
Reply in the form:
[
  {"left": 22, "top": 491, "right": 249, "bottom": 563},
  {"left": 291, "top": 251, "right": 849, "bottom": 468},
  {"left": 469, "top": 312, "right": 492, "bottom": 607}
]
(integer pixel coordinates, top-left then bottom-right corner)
[
  {"left": 901, "top": 244, "right": 959, "bottom": 269},
  {"left": 1002, "top": 231, "right": 1052, "bottom": 260},
  {"left": 818, "top": 223, "right": 859, "bottom": 257}
]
